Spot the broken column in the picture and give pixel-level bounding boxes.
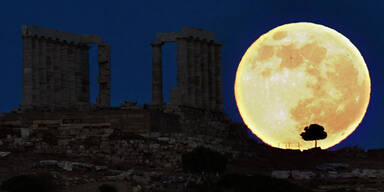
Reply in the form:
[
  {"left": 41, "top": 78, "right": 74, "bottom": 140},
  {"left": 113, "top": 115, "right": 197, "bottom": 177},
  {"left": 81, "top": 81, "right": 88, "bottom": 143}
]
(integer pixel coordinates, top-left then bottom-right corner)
[{"left": 151, "top": 41, "right": 164, "bottom": 105}]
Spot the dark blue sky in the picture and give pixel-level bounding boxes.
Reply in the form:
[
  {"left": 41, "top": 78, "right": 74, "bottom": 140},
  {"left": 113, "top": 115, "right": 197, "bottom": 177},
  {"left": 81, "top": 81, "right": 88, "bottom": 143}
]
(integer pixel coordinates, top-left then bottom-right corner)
[{"left": 0, "top": 0, "right": 383, "bottom": 149}]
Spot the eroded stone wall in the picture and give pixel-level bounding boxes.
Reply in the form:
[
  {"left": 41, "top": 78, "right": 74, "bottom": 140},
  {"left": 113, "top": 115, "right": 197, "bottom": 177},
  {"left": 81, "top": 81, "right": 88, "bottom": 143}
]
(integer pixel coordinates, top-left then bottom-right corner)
[
  {"left": 151, "top": 27, "right": 224, "bottom": 112},
  {"left": 20, "top": 25, "right": 111, "bottom": 112}
]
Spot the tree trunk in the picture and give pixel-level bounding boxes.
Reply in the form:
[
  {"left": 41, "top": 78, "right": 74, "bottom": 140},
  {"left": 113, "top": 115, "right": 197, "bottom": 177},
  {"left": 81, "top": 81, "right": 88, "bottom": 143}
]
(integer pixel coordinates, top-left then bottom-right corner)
[{"left": 315, "top": 140, "right": 317, "bottom": 148}]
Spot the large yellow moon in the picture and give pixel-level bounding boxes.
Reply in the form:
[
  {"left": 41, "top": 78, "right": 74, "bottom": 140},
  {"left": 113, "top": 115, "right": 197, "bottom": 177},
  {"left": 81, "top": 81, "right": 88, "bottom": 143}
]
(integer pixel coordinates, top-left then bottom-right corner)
[{"left": 234, "top": 22, "right": 371, "bottom": 150}]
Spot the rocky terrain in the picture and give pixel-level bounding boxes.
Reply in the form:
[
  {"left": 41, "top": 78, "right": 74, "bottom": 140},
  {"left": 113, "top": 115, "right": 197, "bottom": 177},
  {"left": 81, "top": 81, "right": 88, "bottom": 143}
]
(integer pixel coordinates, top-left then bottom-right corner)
[
  {"left": 0, "top": 113, "right": 384, "bottom": 192},
  {"left": 1, "top": 124, "right": 384, "bottom": 192}
]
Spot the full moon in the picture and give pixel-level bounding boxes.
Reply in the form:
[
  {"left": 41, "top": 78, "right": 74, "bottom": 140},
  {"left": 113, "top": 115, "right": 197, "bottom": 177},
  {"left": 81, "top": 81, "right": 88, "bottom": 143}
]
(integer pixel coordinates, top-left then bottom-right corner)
[{"left": 234, "top": 22, "right": 371, "bottom": 150}]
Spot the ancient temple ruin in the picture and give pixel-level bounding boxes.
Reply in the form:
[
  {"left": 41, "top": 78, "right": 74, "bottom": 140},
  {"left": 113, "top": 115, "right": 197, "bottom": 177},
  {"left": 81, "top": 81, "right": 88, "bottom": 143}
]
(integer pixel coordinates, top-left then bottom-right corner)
[
  {"left": 19, "top": 25, "right": 111, "bottom": 111},
  {"left": 0, "top": 25, "right": 230, "bottom": 138},
  {"left": 151, "top": 27, "right": 224, "bottom": 112}
]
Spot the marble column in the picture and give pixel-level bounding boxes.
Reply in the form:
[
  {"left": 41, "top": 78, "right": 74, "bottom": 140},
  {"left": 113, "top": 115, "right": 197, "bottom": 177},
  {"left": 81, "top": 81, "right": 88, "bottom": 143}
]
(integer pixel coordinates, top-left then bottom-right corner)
[
  {"left": 52, "top": 40, "right": 61, "bottom": 108},
  {"left": 186, "top": 38, "right": 194, "bottom": 107},
  {"left": 46, "top": 39, "right": 53, "bottom": 108},
  {"left": 60, "top": 42, "right": 69, "bottom": 106},
  {"left": 214, "top": 42, "right": 223, "bottom": 112},
  {"left": 209, "top": 42, "right": 217, "bottom": 110},
  {"left": 175, "top": 37, "right": 188, "bottom": 106},
  {"left": 151, "top": 41, "right": 164, "bottom": 105},
  {"left": 51, "top": 41, "right": 64, "bottom": 108},
  {"left": 202, "top": 40, "right": 209, "bottom": 108},
  {"left": 68, "top": 43, "right": 76, "bottom": 106},
  {"left": 191, "top": 39, "right": 200, "bottom": 108},
  {"left": 32, "top": 38, "right": 41, "bottom": 107},
  {"left": 97, "top": 43, "right": 111, "bottom": 107},
  {"left": 75, "top": 44, "right": 88, "bottom": 104},
  {"left": 21, "top": 36, "right": 33, "bottom": 109},
  {"left": 38, "top": 39, "right": 46, "bottom": 107},
  {"left": 74, "top": 45, "right": 81, "bottom": 103},
  {"left": 195, "top": 40, "right": 202, "bottom": 108},
  {"left": 80, "top": 45, "right": 90, "bottom": 103}
]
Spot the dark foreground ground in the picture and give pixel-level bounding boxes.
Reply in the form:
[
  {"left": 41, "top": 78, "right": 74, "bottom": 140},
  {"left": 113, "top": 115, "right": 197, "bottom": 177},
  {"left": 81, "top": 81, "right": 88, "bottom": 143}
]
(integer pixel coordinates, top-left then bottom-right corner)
[{"left": 1, "top": 139, "right": 384, "bottom": 192}]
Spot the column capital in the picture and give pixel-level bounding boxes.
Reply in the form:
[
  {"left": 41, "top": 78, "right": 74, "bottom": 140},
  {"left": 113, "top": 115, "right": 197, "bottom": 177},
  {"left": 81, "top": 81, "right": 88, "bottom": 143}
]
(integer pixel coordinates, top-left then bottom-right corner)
[{"left": 150, "top": 41, "right": 164, "bottom": 47}]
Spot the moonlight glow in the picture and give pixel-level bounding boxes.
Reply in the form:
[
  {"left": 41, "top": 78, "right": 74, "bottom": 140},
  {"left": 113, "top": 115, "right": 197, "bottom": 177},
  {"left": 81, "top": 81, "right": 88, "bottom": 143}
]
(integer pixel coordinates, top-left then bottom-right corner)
[{"left": 234, "top": 22, "right": 371, "bottom": 150}]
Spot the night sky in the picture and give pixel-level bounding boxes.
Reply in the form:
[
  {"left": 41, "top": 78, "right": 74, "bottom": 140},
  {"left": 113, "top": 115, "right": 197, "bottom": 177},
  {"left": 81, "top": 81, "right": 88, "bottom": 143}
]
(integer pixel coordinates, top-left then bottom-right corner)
[{"left": 0, "top": 0, "right": 383, "bottom": 150}]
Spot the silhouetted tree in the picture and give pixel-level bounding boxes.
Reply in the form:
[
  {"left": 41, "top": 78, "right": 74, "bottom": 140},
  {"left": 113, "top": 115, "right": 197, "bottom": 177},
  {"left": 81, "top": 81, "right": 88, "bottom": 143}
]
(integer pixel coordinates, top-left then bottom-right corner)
[{"left": 300, "top": 124, "right": 327, "bottom": 148}]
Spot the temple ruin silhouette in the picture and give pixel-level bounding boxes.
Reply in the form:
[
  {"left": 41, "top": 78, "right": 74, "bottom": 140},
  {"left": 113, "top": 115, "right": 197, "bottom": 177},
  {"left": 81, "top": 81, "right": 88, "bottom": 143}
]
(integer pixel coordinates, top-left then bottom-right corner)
[{"left": 0, "top": 25, "right": 229, "bottom": 137}]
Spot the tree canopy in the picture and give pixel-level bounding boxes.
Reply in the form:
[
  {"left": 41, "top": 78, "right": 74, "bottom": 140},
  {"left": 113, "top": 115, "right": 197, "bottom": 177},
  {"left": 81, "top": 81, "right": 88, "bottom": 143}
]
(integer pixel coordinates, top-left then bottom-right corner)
[{"left": 300, "top": 124, "right": 327, "bottom": 148}]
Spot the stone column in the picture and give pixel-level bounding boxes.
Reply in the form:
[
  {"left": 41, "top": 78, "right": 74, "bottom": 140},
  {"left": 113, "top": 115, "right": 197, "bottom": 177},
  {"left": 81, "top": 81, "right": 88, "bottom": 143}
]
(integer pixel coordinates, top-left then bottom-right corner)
[
  {"left": 67, "top": 43, "right": 76, "bottom": 106},
  {"left": 97, "top": 43, "right": 111, "bottom": 107},
  {"left": 209, "top": 42, "right": 217, "bottom": 110},
  {"left": 21, "top": 36, "right": 33, "bottom": 109},
  {"left": 190, "top": 39, "right": 200, "bottom": 108},
  {"left": 194, "top": 39, "right": 202, "bottom": 108},
  {"left": 73, "top": 45, "right": 81, "bottom": 104},
  {"left": 202, "top": 40, "right": 209, "bottom": 108},
  {"left": 39, "top": 39, "right": 47, "bottom": 108},
  {"left": 174, "top": 37, "right": 188, "bottom": 106},
  {"left": 186, "top": 38, "right": 194, "bottom": 107},
  {"left": 46, "top": 39, "right": 53, "bottom": 108},
  {"left": 60, "top": 42, "right": 69, "bottom": 106},
  {"left": 214, "top": 42, "right": 223, "bottom": 112},
  {"left": 32, "top": 38, "right": 41, "bottom": 108},
  {"left": 53, "top": 41, "right": 61, "bottom": 108},
  {"left": 80, "top": 45, "right": 90, "bottom": 103},
  {"left": 51, "top": 40, "right": 56, "bottom": 107},
  {"left": 151, "top": 41, "right": 164, "bottom": 105}
]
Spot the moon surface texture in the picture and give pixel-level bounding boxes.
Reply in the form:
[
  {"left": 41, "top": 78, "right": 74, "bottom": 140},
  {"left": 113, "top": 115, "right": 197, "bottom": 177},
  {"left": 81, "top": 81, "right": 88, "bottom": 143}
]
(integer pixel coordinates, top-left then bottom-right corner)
[{"left": 234, "top": 22, "right": 370, "bottom": 150}]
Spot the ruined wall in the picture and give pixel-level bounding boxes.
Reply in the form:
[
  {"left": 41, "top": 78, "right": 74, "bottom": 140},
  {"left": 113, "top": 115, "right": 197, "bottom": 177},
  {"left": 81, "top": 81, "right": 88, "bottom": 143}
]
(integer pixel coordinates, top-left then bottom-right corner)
[
  {"left": 151, "top": 27, "right": 224, "bottom": 112},
  {"left": 20, "top": 25, "right": 111, "bottom": 111}
]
